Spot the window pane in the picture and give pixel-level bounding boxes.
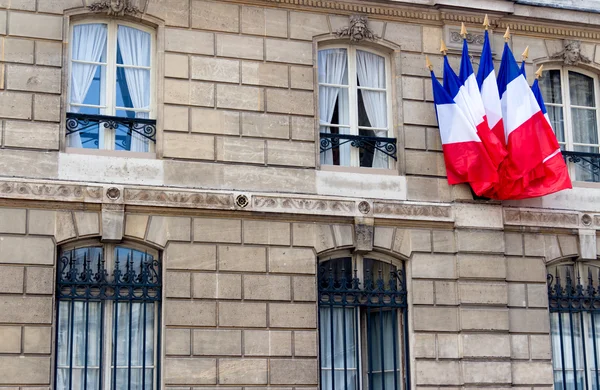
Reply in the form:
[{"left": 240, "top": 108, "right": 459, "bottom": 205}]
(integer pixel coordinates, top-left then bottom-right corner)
[
  {"left": 318, "top": 48, "right": 348, "bottom": 85},
  {"left": 72, "top": 24, "right": 107, "bottom": 62},
  {"left": 117, "top": 26, "right": 151, "bottom": 67},
  {"left": 571, "top": 108, "right": 598, "bottom": 145},
  {"left": 573, "top": 145, "right": 600, "bottom": 183},
  {"left": 319, "top": 307, "right": 358, "bottom": 390},
  {"left": 320, "top": 258, "right": 353, "bottom": 285},
  {"left": 364, "top": 258, "right": 397, "bottom": 290},
  {"left": 570, "top": 72, "right": 595, "bottom": 107},
  {"left": 356, "top": 50, "right": 386, "bottom": 88},
  {"left": 548, "top": 105, "right": 565, "bottom": 143},
  {"left": 368, "top": 309, "right": 400, "bottom": 390},
  {"left": 541, "top": 69, "right": 562, "bottom": 104}
]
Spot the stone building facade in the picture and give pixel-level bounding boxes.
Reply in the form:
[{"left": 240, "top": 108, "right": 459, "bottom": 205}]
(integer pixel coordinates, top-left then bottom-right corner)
[{"left": 1, "top": 0, "right": 600, "bottom": 389}]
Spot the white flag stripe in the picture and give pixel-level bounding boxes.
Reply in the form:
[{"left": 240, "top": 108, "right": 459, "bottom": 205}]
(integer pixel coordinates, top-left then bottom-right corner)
[
  {"left": 436, "top": 103, "right": 482, "bottom": 144},
  {"left": 480, "top": 72, "right": 502, "bottom": 128},
  {"left": 501, "top": 76, "right": 542, "bottom": 139}
]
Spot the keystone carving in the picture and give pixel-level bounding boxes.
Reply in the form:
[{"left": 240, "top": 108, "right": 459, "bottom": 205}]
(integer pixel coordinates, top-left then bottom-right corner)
[
  {"left": 335, "top": 15, "right": 379, "bottom": 42},
  {"left": 88, "top": 0, "right": 141, "bottom": 16},
  {"left": 551, "top": 40, "right": 591, "bottom": 66}
]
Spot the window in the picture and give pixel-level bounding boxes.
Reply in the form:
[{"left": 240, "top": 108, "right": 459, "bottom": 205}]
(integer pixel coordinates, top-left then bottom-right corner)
[
  {"left": 55, "top": 243, "right": 161, "bottom": 390},
  {"left": 547, "top": 261, "right": 600, "bottom": 389},
  {"left": 318, "top": 46, "right": 396, "bottom": 169},
  {"left": 540, "top": 68, "right": 600, "bottom": 182},
  {"left": 66, "top": 20, "right": 156, "bottom": 153},
  {"left": 318, "top": 254, "right": 408, "bottom": 390}
]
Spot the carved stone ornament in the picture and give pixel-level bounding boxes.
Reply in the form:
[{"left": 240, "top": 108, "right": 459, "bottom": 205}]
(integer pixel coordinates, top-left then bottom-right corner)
[
  {"left": 551, "top": 40, "right": 591, "bottom": 66},
  {"left": 88, "top": 0, "right": 140, "bottom": 16},
  {"left": 335, "top": 15, "right": 379, "bottom": 42}
]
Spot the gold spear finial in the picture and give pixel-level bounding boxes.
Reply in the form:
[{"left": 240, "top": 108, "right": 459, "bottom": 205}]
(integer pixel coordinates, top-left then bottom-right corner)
[
  {"left": 522, "top": 46, "right": 530, "bottom": 61},
  {"left": 426, "top": 56, "right": 433, "bottom": 71},
  {"left": 483, "top": 14, "right": 490, "bottom": 30},
  {"left": 503, "top": 26, "right": 511, "bottom": 42},
  {"left": 460, "top": 22, "right": 467, "bottom": 39},
  {"left": 440, "top": 39, "right": 448, "bottom": 55},
  {"left": 535, "top": 64, "right": 544, "bottom": 79}
]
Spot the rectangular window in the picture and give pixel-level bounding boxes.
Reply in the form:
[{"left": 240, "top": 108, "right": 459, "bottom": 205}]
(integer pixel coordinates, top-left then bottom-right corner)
[
  {"left": 66, "top": 21, "right": 156, "bottom": 153},
  {"left": 56, "top": 245, "right": 161, "bottom": 390}
]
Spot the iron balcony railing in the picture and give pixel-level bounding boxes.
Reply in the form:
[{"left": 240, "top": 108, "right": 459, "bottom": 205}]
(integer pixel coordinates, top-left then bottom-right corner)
[
  {"left": 319, "top": 132, "right": 398, "bottom": 161},
  {"left": 66, "top": 112, "right": 157, "bottom": 148},
  {"left": 562, "top": 150, "right": 600, "bottom": 178}
]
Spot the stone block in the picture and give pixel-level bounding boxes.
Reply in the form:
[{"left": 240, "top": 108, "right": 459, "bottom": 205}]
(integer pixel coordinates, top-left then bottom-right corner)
[
  {"left": 437, "top": 333, "right": 459, "bottom": 358},
  {"left": 269, "top": 303, "right": 317, "bottom": 328},
  {"left": 414, "top": 333, "right": 436, "bottom": 358},
  {"left": 217, "top": 84, "right": 263, "bottom": 111},
  {"left": 404, "top": 125, "right": 427, "bottom": 149},
  {"left": 270, "top": 359, "right": 318, "bottom": 385},
  {"left": 406, "top": 176, "right": 452, "bottom": 202},
  {"left": 423, "top": 26, "right": 443, "bottom": 54},
  {"left": 244, "top": 330, "right": 292, "bottom": 356},
  {"left": 505, "top": 232, "right": 523, "bottom": 256},
  {"left": 558, "top": 234, "right": 578, "bottom": 257},
  {"left": 165, "top": 28, "right": 214, "bottom": 55},
  {"left": 580, "top": 229, "right": 597, "bottom": 260},
  {"left": 244, "top": 274, "right": 291, "bottom": 300},
  {"left": 294, "top": 331, "right": 317, "bottom": 356},
  {"left": 165, "top": 300, "right": 216, "bottom": 326},
  {"left": 0, "top": 208, "right": 25, "bottom": 234},
  {"left": 332, "top": 224, "right": 353, "bottom": 247},
  {"left": 527, "top": 283, "right": 548, "bottom": 308},
  {"left": 385, "top": 22, "right": 422, "bottom": 52},
  {"left": 166, "top": 328, "right": 191, "bottom": 355},
  {"left": 402, "top": 77, "right": 424, "bottom": 101},
  {"left": 8, "top": 12, "right": 62, "bottom": 40},
  {"left": 219, "top": 359, "right": 268, "bottom": 384},
  {"left": 241, "top": 6, "right": 288, "bottom": 37},
  {"left": 35, "top": 41, "right": 62, "bottom": 67},
  {"left": 193, "top": 273, "right": 241, "bottom": 299},
  {"left": 191, "top": 56, "right": 239, "bottom": 83},
  {"left": 166, "top": 79, "right": 215, "bottom": 107},
  {"left": 412, "top": 280, "right": 434, "bottom": 305},
  {"left": 462, "top": 334, "right": 510, "bottom": 358},
  {"left": 219, "top": 245, "right": 267, "bottom": 272},
  {"left": 164, "top": 105, "right": 189, "bottom": 132},
  {"left": 217, "top": 35, "right": 264, "bottom": 60},
  {"left": 509, "top": 308, "right": 550, "bottom": 333},
  {"left": 166, "top": 271, "right": 191, "bottom": 298},
  {"left": 166, "top": 243, "right": 216, "bottom": 270},
  {"left": 512, "top": 35, "right": 547, "bottom": 63},
  {"left": 462, "top": 361, "right": 511, "bottom": 384},
  {"left": 393, "top": 229, "right": 432, "bottom": 256},
  {"left": 145, "top": 0, "right": 189, "bottom": 27},
  {"left": 415, "top": 360, "right": 460, "bottom": 385},
  {"left": 4, "top": 121, "right": 59, "bottom": 150},
  {"left": 512, "top": 362, "right": 553, "bottom": 385},
  {"left": 458, "top": 254, "right": 506, "bottom": 279},
  {"left": 23, "top": 326, "right": 51, "bottom": 354},
  {"left": 291, "top": 116, "right": 315, "bottom": 141},
  {"left": 0, "top": 148, "right": 58, "bottom": 179},
  {"left": 544, "top": 235, "right": 561, "bottom": 261},
  {"left": 0, "top": 236, "right": 54, "bottom": 265},
  {"left": 458, "top": 282, "right": 507, "bottom": 305},
  {"left": 0, "top": 356, "right": 50, "bottom": 385},
  {"left": 413, "top": 307, "right": 458, "bottom": 332},
  {"left": 0, "top": 91, "right": 32, "bottom": 119},
  {"left": 193, "top": 218, "right": 241, "bottom": 243},
  {"left": 164, "top": 132, "right": 215, "bottom": 160},
  {"left": 456, "top": 230, "right": 505, "bottom": 253},
  {"left": 508, "top": 283, "right": 526, "bottom": 307},
  {"left": 242, "top": 112, "right": 289, "bottom": 139},
  {"left": 372, "top": 227, "right": 393, "bottom": 250},
  {"left": 267, "top": 140, "right": 315, "bottom": 167},
  {"left": 216, "top": 137, "right": 265, "bottom": 164},
  {"left": 74, "top": 211, "right": 99, "bottom": 236},
  {"left": 524, "top": 234, "right": 545, "bottom": 257},
  {"left": 123, "top": 214, "right": 148, "bottom": 239},
  {"left": 266, "top": 39, "right": 313, "bottom": 65},
  {"left": 404, "top": 150, "right": 446, "bottom": 176},
  {"left": 4, "top": 37, "right": 33, "bottom": 63},
  {"left": 0, "top": 10, "right": 4, "bottom": 35},
  {"left": 34, "top": 94, "right": 61, "bottom": 122},
  {"left": 454, "top": 204, "right": 503, "bottom": 229},
  {"left": 435, "top": 281, "right": 458, "bottom": 305},
  {"left": 0, "top": 296, "right": 52, "bottom": 323},
  {"left": 191, "top": 1, "right": 239, "bottom": 32},
  {"left": 25, "top": 266, "right": 54, "bottom": 295},
  {"left": 432, "top": 230, "right": 456, "bottom": 253},
  {"left": 219, "top": 302, "right": 267, "bottom": 327},
  {"left": 164, "top": 358, "right": 217, "bottom": 385},
  {"left": 411, "top": 253, "right": 456, "bottom": 279},
  {"left": 292, "top": 276, "right": 316, "bottom": 301},
  {"left": 242, "top": 62, "right": 288, "bottom": 89},
  {"left": 6, "top": 65, "right": 61, "bottom": 94},
  {"left": 460, "top": 308, "right": 509, "bottom": 331},
  {"left": 244, "top": 220, "right": 290, "bottom": 245},
  {"left": 56, "top": 211, "right": 76, "bottom": 243},
  {"left": 191, "top": 108, "right": 240, "bottom": 135},
  {"left": 511, "top": 334, "right": 529, "bottom": 359},
  {"left": 166, "top": 53, "right": 189, "bottom": 79},
  {"left": 0, "top": 266, "right": 23, "bottom": 293},
  {"left": 289, "top": 12, "right": 328, "bottom": 40},
  {"left": 193, "top": 330, "right": 241, "bottom": 356},
  {"left": 507, "top": 257, "right": 546, "bottom": 282},
  {"left": 403, "top": 100, "right": 437, "bottom": 126},
  {"left": 530, "top": 335, "right": 551, "bottom": 359},
  {"left": 290, "top": 66, "right": 313, "bottom": 90},
  {"left": 426, "top": 127, "right": 442, "bottom": 150},
  {"left": 146, "top": 216, "right": 191, "bottom": 247},
  {"left": 27, "top": 209, "right": 55, "bottom": 236},
  {"left": 0, "top": 326, "right": 21, "bottom": 353},
  {"left": 267, "top": 89, "right": 314, "bottom": 116}
]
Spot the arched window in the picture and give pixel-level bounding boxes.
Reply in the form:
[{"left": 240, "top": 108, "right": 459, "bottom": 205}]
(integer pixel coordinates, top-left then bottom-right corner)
[
  {"left": 540, "top": 68, "right": 600, "bottom": 182},
  {"left": 547, "top": 260, "right": 600, "bottom": 389},
  {"left": 66, "top": 20, "right": 156, "bottom": 153},
  {"left": 318, "top": 45, "right": 396, "bottom": 169},
  {"left": 318, "top": 253, "right": 408, "bottom": 390},
  {"left": 55, "top": 242, "right": 161, "bottom": 390}
]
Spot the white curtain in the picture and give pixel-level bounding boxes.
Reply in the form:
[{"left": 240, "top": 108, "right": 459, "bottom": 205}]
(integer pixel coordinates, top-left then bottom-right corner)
[
  {"left": 117, "top": 26, "right": 151, "bottom": 152},
  {"left": 69, "top": 24, "right": 107, "bottom": 148},
  {"left": 370, "top": 310, "right": 398, "bottom": 390},
  {"left": 356, "top": 50, "right": 388, "bottom": 169},
  {"left": 320, "top": 307, "right": 358, "bottom": 390},
  {"left": 318, "top": 49, "right": 349, "bottom": 166}
]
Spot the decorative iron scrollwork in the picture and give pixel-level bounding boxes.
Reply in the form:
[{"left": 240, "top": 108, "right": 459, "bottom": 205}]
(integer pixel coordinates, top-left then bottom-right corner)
[
  {"left": 66, "top": 112, "right": 157, "bottom": 145},
  {"left": 562, "top": 150, "right": 600, "bottom": 178},
  {"left": 547, "top": 268, "right": 600, "bottom": 313},
  {"left": 320, "top": 132, "right": 397, "bottom": 160}
]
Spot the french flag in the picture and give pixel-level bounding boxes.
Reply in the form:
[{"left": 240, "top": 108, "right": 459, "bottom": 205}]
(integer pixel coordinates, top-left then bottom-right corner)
[
  {"left": 458, "top": 33, "right": 507, "bottom": 168},
  {"left": 430, "top": 62, "right": 498, "bottom": 195},
  {"left": 495, "top": 40, "right": 569, "bottom": 198}
]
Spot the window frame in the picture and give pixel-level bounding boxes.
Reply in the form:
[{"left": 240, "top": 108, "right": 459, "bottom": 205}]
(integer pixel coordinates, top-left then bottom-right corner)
[
  {"left": 55, "top": 240, "right": 162, "bottom": 390},
  {"left": 317, "top": 43, "right": 395, "bottom": 171},
  {"left": 542, "top": 66, "right": 600, "bottom": 182},
  {"left": 66, "top": 18, "right": 157, "bottom": 155}
]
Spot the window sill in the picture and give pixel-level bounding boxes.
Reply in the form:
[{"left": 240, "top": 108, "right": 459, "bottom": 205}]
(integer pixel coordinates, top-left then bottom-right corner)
[
  {"left": 65, "top": 147, "right": 156, "bottom": 159},
  {"left": 320, "top": 164, "right": 398, "bottom": 176}
]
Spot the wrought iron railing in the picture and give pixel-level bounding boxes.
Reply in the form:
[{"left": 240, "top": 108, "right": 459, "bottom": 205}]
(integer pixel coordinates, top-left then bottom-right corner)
[
  {"left": 319, "top": 132, "right": 398, "bottom": 161},
  {"left": 66, "top": 112, "right": 157, "bottom": 147},
  {"left": 562, "top": 150, "right": 600, "bottom": 179},
  {"left": 548, "top": 268, "right": 600, "bottom": 313}
]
